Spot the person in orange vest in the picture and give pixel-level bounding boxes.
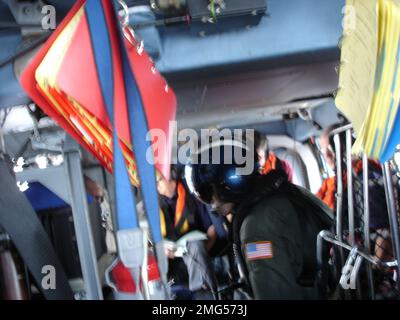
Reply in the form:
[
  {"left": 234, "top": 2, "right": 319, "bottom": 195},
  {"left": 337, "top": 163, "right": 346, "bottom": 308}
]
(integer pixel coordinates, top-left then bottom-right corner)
[
  {"left": 317, "top": 126, "right": 337, "bottom": 209},
  {"left": 316, "top": 125, "right": 381, "bottom": 210},
  {"left": 248, "top": 130, "right": 294, "bottom": 182},
  {"left": 317, "top": 125, "right": 393, "bottom": 264},
  {"left": 157, "top": 165, "right": 218, "bottom": 299}
]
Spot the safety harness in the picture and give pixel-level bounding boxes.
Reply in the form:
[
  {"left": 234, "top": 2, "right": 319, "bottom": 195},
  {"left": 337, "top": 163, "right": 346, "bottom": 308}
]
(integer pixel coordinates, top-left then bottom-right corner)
[{"left": 85, "top": 0, "right": 168, "bottom": 298}]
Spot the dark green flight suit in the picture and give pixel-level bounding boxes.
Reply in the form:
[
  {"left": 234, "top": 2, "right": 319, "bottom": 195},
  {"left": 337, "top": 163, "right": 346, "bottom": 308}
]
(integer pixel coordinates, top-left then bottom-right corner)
[{"left": 237, "top": 186, "right": 333, "bottom": 299}]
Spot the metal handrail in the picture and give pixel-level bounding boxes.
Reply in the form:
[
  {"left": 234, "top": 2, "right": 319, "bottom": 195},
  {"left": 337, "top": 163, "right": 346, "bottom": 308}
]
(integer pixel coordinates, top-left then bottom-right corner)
[
  {"left": 333, "top": 133, "right": 344, "bottom": 265},
  {"left": 382, "top": 162, "right": 400, "bottom": 288},
  {"left": 320, "top": 124, "right": 399, "bottom": 299},
  {"left": 318, "top": 230, "right": 398, "bottom": 268},
  {"left": 363, "top": 153, "right": 375, "bottom": 298},
  {"left": 329, "top": 123, "right": 353, "bottom": 137},
  {"left": 346, "top": 129, "right": 355, "bottom": 246}
]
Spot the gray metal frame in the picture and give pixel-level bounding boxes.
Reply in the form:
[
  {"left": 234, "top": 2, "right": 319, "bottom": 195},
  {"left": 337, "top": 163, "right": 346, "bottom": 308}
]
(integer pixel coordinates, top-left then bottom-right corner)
[
  {"left": 16, "top": 136, "right": 103, "bottom": 300},
  {"left": 346, "top": 129, "right": 355, "bottom": 246},
  {"left": 16, "top": 165, "right": 70, "bottom": 204},
  {"left": 382, "top": 161, "right": 400, "bottom": 289},
  {"left": 318, "top": 230, "right": 397, "bottom": 268},
  {"left": 333, "top": 133, "right": 344, "bottom": 265},
  {"left": 63, "top": 137, "right": 103, "bottom": 299},
  {"left": 362, "top": 153, "right": 375, "bottom": 299},
  {"left": 318, "top": 123, "right": 400, "bottom": 299}
]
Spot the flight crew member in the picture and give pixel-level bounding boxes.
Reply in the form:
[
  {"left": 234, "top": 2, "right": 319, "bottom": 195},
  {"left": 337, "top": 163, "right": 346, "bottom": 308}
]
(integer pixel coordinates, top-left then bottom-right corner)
[
  {"left": 185, "top": 140, "right": 333, "bottom": 299},
  {"left": 223, "top": 129, "right": 294, "bottom": 223},
  {"left": 157, "top": 166, "right": 218, "bottom": 299}
]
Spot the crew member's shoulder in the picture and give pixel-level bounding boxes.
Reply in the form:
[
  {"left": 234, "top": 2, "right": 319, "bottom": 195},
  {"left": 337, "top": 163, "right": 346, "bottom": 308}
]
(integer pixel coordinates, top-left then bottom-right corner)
[
  {"left": 241, "top": 195, "right": 297, "bottom": 232},
  {"left": 253, "top": 194, "right": 296, "bottom": 218}
]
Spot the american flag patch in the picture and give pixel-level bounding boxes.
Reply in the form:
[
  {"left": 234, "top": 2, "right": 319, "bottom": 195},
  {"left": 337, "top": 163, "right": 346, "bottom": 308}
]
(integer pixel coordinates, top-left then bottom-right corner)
[{"left": 245, "top": 241, "right": 273, "bottom": 260}]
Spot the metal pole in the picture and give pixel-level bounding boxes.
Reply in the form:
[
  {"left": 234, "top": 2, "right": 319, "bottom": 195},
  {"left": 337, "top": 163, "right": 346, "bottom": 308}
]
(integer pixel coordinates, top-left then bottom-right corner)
[
  {"left": 344, "top": 129, "right": 360, "bottom": 298},
  {"left": 64, "top": 137, "right": 103, "bottom": 300},
  {"left": 0, "top": 127, "right": 5, "bottom": 155},
  {"left": 346, "top": 129, "right": 355, "bottom": 246},
  {"left": 333, "top": 133, "right": 344, "bottom": 265},
  {"left": 141, "top": 231, "right": 150, "bottom": 300},
  {"left": 362, "top": 153, "right": 375, "bottom": 299},
  {"left": 382, "top": 162, "right": 400, "bottom": 289}
]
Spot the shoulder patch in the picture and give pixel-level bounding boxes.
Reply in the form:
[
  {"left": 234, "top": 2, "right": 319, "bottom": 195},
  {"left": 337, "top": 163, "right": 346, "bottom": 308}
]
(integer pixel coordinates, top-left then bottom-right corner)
[{"left": 245, "top": 241, "right": 273, "bottom": 261}]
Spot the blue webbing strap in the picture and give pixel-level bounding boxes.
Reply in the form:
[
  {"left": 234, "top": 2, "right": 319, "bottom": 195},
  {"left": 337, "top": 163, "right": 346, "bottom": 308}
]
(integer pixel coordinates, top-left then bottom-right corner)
[
  {"left": 111, "top": 0, "right": 169, "bottom": 298},
  {"left": 85, "top": 0, "right": 143, "bottom": 275},
  {"left": 111, "top": 2, "right": 162, "bottom": 245},
  {"left": 119, "top": 43, "right": 163, "bottom": 243}
]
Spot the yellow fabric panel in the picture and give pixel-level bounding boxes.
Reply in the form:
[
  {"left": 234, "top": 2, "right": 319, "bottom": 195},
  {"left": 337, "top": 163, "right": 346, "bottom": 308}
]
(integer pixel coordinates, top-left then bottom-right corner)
[
  {"left": 335, "top": 0, "right": 378, "bottom": 138},
  {"left": 337, "top": 0, "right": 400, "bottom": 160}
]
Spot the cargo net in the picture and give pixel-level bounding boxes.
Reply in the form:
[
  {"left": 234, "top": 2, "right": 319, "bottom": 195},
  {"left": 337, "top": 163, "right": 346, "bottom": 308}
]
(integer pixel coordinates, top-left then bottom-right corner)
[{"left": 319, "top": 127, "right": 400, "bottom": 300}]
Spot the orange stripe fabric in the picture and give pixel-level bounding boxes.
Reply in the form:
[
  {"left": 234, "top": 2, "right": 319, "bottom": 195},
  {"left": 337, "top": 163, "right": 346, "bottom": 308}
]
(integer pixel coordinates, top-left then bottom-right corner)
[
  {"left": 175, "top": 182, "right": 190, "bottom": 234},
  {"left": 174, "top": 182, "right": 186, "bottom": 227},
  {"left": 316, "top": 176, "right": 336, "bottom": 209},
  {"left": 262, "top": 153, "right": 278, "bottom": 175}
]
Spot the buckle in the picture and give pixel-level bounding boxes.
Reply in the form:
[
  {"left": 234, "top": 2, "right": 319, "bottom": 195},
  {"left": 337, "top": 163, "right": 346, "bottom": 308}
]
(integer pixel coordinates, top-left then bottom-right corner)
[{"left": 116, "top": 229, "right": 143, "bottom": 268}]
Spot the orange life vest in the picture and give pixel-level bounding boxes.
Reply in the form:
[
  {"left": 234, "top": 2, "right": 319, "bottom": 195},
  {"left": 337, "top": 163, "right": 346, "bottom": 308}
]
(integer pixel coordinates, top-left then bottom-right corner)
[
  {"left": 160, "top": 182, "right": 190, "bottom": 238},
  {"left": 262, "top": 152, "right": 279, "bottom": 175}
]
